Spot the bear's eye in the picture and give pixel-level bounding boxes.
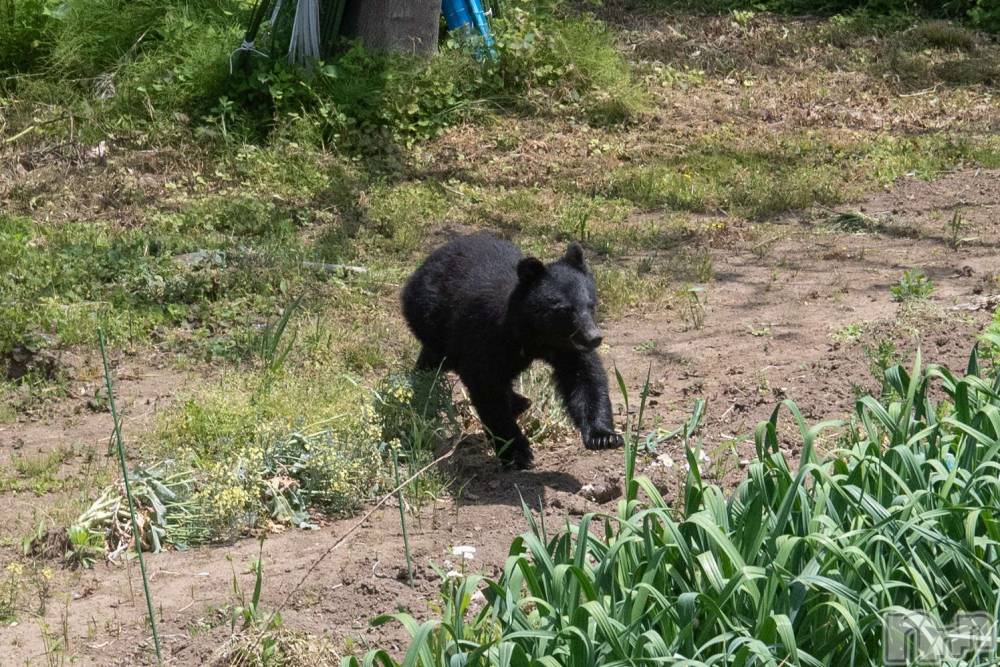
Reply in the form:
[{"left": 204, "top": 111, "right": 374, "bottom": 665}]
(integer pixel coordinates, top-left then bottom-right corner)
[{"left": 548, "top": 299, "right": 571, "bottom": 311}]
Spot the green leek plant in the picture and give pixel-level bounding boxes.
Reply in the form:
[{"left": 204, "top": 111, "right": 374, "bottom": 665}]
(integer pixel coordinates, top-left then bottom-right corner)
[{"left": 345, "top": 343, "right": 1000, "bottom": 666}]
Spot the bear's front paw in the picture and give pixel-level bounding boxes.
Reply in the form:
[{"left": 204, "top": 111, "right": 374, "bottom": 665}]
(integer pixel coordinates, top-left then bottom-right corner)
[{"left": 584, "top": 428, "right": 624, "bottom": 450}]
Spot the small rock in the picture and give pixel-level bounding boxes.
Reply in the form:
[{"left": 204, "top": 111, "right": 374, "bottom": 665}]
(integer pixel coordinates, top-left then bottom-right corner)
[
  {"left": 578, "top": 477, "right": 622, "bottom": 504},
  {"left": 653, "top": 453, "right": 675, "bottom": 469},
  {"left": 86, "top": 141, "right": 109, "bottom": 162},
  {"left": 173, "top": 250, "right": 226, "bottom": 270}
]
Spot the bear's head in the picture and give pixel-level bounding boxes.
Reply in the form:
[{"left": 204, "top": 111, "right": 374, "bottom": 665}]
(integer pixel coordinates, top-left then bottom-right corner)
[{"left": 512, "top": 242, "right": 603, "bottom": 352}]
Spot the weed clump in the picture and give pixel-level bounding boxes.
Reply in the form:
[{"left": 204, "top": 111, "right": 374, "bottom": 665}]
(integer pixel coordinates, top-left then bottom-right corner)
[
  {"left": 891, "top": 268, "right": 934, "bottom": 301},
  {"left": 59, "top": 366, "right": 461, "bottom": 559}
]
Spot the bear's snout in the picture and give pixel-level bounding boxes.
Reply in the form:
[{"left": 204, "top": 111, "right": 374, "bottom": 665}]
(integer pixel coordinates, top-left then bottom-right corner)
[
  {"left": 583, "top": 332, "right": 603, "bottom": 349},
  {"left": 573, "top": 325, "right": 603, "bottom": 350}
]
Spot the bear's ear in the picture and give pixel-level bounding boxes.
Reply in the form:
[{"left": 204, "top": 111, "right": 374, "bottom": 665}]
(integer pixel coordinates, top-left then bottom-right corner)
[
  {"left": 563, "top": 242, "right": 586, "bottom": 271},
  {"left": 517, "top": 257, "right": 546, "bottom": 284}
]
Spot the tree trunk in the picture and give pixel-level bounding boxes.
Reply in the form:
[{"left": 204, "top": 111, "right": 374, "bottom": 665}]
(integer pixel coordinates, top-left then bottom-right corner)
[{"left": 342, "top": 0, "right": 440, "bottom": 56}]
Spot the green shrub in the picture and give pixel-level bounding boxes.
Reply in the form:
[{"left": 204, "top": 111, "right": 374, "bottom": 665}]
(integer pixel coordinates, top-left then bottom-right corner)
[
  {"left": 0, "top": 0, "right": 52, "bottom": 74},
  {"left": 217, "top": 0, "right": 645, "bottom": 148},
  {"left": 969, "top": 0, "right": 1000, "bottom": 32},
  {"left": 491, "top": 5, "right": 647, "bottom": 122},
  {"left": 5, "top": 0, "right": 643, "bottom": 146}
]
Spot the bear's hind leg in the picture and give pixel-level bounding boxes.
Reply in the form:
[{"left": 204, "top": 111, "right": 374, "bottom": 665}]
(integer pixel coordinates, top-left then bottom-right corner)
[
  {"left": 415, "top": 346, "right": 447, "bottom": 372},
  {"left": 467, "top": 382, "right": 534, "bottom": 469},
  {"left": 510, "top": 391, "right": 532, "bottom": 418}
]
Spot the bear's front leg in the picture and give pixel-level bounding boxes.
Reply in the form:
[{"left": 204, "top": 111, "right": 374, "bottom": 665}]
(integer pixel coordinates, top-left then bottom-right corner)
[
  {"left": 550, "top": 350, "right": 623, "bottom": 450},
  {"left": 466, "top": 381, "right": 535, "bottom": 469}
]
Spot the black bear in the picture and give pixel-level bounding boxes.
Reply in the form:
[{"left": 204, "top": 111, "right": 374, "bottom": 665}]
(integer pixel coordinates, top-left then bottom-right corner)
[{"left": 401, "top": 234, "right": 623, "bottom": 468}]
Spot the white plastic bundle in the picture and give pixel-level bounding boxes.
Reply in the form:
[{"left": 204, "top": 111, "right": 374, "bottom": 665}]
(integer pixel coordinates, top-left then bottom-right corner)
[{"left": 287, "top": 0, "right": 321, "bottom": 65}]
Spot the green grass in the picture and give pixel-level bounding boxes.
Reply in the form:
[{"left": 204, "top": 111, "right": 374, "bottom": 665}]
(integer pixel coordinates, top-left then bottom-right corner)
[
  {"left": 634, "top": 0, "right": 999, "bottom": 33},
  {"left": 0, "top": 446, "right": 75, "bottom": 495},
  {"left": 0, "top": 210, "right": 301, "bottom": 362},
  {"left": 907, "top": 20, "right": 980, "bottom": 50},
  {"left": 593, "top": 264, "right": 676, "bottom": 317},
  {"left": 0, "top": 182, "right": 391, "bottom": 368},
  {"left": 363, "top": 182, "right": 454, "bottom": 255},
  {"left": 605, "top": 132, "right": 1000, "bottom": 219},
  {"left": 831, "top": 322, "right": 864, "bottom": 343},
  {"left": 351, "top": 345, "right": 1000, "bottom": 665},
  {"left": 154, "top": 370, "right": 377, "bottom": 465}
]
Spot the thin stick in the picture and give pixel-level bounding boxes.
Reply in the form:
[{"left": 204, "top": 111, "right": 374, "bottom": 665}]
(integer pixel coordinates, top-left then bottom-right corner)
[
  {"left": 393, "top": 449, "right": 415, "bottom": 586},
  {"left": 2, "top": 124, "right": 36, "bottom": 144},
  {"left": 98, "top": 330, "right": 163, "bottom": 665},
  {"left": 301, "top": 261, "right": 368, "bottom": 274}
]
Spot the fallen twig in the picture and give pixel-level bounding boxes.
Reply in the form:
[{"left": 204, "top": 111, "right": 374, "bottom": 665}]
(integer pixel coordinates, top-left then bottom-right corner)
[
  {"left": 302, "top": 261, "right": 368, "bottom": 274},
  {"left": 2, "top": 114, "right": 72, "bottom": 145},
  {"left": 951, "top": 295, "right": 1000, "bottom": 312}
]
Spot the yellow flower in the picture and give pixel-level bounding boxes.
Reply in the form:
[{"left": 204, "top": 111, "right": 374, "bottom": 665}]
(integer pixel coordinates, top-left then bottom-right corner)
[{"left": 5, "top": 562, "right": 23, "bottom": 576}]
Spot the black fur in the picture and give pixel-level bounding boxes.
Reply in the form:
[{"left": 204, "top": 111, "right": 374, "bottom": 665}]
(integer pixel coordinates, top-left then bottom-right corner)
[{"left": 401, "top": 234, "right": 622, "bottom": 468}]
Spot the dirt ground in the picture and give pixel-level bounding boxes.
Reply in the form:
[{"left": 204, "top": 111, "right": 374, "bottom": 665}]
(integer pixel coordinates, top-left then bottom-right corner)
[{"left": 1, "top": 166, "right": 997, "bottom": 665}]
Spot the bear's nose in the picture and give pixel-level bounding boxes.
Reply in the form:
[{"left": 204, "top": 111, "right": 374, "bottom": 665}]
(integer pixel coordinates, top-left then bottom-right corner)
[{"left": 583, "top": 332, "right": 603, "bottom": 349}]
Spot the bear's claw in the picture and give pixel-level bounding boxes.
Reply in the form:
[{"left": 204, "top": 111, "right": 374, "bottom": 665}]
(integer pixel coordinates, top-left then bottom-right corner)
[{"left": 585, "top": 430, "right": 624, "bottom": 450}]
